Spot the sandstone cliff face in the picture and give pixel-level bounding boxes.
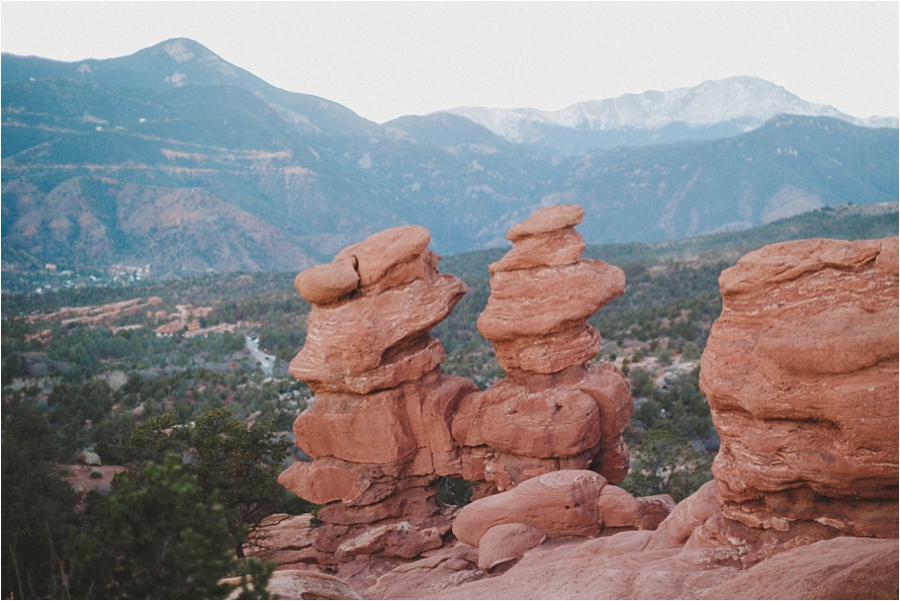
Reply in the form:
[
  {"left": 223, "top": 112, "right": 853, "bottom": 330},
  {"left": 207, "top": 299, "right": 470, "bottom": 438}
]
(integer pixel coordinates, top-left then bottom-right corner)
[
  {"left": 699, "top": 237, "right": 898, "bottom": 548},
  {"left": 452, "top": 205, "right": 634, "bottom": 493}
]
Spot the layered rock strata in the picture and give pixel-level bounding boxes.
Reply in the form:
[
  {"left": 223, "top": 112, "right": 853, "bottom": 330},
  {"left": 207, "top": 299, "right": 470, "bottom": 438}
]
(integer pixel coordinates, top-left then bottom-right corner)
[
  {"left": 365, "top": 236, "right": 899, "bottom": 600},
  {"left": 699, "top": 237, "right": 899, "bottom": 550},
  {"left": 279, "top": 226, "right": 478, "bottom": 566},
  {"left": 452, "top": 205, "right": 634, "bottom": 492},
  {"left": 277, "top": 210, "right": 640, "bottom": 570}
]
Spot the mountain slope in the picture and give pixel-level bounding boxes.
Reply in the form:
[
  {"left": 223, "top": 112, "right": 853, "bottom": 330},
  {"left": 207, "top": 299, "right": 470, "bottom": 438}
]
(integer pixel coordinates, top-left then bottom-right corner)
[
  {"left": 0, "top": 75, "right": 401, "bottom": 276},
  {"left": 1, "top": 38, "right": 380, "bottom": 138},
  {"left": 552, "top": 115, "right": 899, "bottom": 244},
  {"left": 2, "top": 42, "right": 897, "bottom": 279},
  {"left": 439, "top": 203, "right": 900, "bottom": 279}
]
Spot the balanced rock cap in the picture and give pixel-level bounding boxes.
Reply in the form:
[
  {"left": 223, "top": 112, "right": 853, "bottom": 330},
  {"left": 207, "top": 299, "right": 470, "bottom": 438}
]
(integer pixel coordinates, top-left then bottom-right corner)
[
  {"left": 334, "top": 225, "right": 431, "bottom": 288},
  {"left": 294, "top": 258, "right": 360, "bottom": 305},
  {"left": 506, "top": 204, "right": 584, "bottom": 242}
]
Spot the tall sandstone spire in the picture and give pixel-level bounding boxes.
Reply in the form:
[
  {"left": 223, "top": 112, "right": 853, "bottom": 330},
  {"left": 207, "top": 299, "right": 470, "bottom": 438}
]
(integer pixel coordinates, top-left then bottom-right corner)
[
  {"left": 278, "top": 225, "right": 478, "bottom": 565},
  {"left": 278, "top": 206, "right": 640, "bottom": 567},
  {"left": 452, "top": 204, "right": 635, "bottom": 494}
]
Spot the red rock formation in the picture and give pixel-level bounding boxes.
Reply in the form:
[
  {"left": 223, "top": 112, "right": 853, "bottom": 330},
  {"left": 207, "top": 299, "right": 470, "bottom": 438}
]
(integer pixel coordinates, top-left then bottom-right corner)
[
  {"left": 452, "top": 205, "right": 634, "bottom": 491},
  {"left": 289, "top": 227, "right": 466, "bottom": 395},
  {"left": 449, "top": 469, "right": 674, "bottom": 571},
  {"left": 275, "top": 221, "right": 898, "bottom": 599},
  {"left": 279, "top": 226, "right": 478, "bottom": 566},
  {"left": 363, "top": 236, "right": 899, "bottom": 600},
  {"left": 223, "top": 568, "right": 362, "bottom": 600},
  {"left": 699, "top": 237, "right": 899, "bottom": 552},
  {"left": 277, "top": 211, "right": 643, "bottom": 575}
]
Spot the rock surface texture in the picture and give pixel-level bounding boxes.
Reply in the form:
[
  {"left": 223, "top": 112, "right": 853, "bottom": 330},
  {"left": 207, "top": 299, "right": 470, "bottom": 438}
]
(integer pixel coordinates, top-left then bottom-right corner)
[
  {"left": 364, "top": 236, "right": 899, "bottom": 600},
  {"left": 700, "top": 237, "right": 899, "bottom": 555},
  {"left": 452, "top": 205, "right": 635, "bottom": 493},
  {"left": 279, "top": 226, "right": 478, "bottom": 568}
]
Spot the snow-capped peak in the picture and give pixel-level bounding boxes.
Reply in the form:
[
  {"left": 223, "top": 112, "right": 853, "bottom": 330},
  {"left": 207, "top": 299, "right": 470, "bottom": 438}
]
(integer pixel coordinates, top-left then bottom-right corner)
[{"left": 439, "top": 77, "right": 897, "bottom": 144}]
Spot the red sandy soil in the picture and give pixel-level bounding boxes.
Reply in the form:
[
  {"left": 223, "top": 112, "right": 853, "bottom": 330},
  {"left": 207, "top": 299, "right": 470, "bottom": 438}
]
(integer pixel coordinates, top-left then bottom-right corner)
[{"left": 60, "top": 464, "right": 126, "bottom": 494}]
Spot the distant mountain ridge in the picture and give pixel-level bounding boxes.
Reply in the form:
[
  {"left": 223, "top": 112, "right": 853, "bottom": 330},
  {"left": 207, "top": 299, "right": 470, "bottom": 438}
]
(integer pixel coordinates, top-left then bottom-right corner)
[
  {"left": 440, "top": 77, "right": 898, "bottom": 151},
  {"left": 1, "top": 38, "right": 379, "bottom": 138},
  {"left": 2, "top": 39, "right": 897, "bottom": 280}
]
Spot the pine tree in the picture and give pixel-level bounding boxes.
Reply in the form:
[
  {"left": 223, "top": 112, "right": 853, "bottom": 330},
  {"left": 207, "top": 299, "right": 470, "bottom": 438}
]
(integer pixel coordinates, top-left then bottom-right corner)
[{"left": 66, "top": 455, "right": 256, "bottom": 599}]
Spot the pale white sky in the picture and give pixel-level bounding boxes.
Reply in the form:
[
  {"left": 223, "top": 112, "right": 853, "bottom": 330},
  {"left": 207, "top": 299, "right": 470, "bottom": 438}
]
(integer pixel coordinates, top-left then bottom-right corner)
[{"left": 2, "top": 2, "right": 898, "bottom": 124}]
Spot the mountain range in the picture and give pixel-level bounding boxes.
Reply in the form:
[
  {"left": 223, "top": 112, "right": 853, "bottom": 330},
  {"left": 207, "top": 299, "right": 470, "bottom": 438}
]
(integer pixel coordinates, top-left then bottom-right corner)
[
  {"left": 2, "top": 38, "right": 897, "bottom": 279},
  {"left": 441, "top": 76, "right": 898, "bottom": 151}
]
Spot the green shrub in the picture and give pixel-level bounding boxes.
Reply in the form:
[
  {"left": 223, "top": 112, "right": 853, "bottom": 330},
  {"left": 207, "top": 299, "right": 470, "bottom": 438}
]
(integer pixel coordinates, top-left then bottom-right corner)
[
  {"left": 629, "top": 367, "right": 656, "bottom": 398},
  {"left": 619, "top": 429, "right": 713, "bottom": 502},
  {"left": 681, "top": 341, "right": 702, "bottom": 361},
  {"left": 437, "top": 477, "right": 473, "bottom": 507}
]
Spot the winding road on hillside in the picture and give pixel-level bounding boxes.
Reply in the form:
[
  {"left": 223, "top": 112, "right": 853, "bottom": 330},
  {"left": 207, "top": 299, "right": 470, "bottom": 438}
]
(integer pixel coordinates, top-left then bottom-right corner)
[{"left": 245, "top": 336, "right": 276, "bottom": 375}]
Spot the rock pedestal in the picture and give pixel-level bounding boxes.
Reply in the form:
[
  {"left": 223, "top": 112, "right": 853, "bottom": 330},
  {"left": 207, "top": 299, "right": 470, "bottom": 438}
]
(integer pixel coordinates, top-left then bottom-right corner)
[
  {"left": 451, "top": 205, "right": 634, "bottom": 493},
  {"left": 279, "top": 226, "right": 478, "bottom": 565}
]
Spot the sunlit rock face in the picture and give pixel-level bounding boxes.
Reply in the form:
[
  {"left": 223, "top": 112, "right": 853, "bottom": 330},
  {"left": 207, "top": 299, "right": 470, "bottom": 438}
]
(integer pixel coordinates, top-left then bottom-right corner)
[
  {"left": 280, "top": 225, "right": 477, "bottom": 566},
  {"left": 452, "top": 205, "right": 634, "bottom": 494},
  {"left": 700, "top": 236, "right": 899, "bottom": 543}
]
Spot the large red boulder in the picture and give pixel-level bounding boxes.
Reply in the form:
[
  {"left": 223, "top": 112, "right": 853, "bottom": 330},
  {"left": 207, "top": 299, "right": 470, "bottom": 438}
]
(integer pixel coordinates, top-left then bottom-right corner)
[
  {"left": 700, "top": 237, "right": 898, "bottom": 540},
  {"left": 452, "top": 470, "right": 674, "bottom": 546}
]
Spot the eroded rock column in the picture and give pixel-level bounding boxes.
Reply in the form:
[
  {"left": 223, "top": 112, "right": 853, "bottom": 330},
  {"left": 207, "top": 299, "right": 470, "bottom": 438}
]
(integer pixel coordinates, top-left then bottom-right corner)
[
  {"left": 452, "top": 205, "right": 635, "bottom": 494},
  {"left": 698, "top": 236, "right": 899, "bottom": 559},
  {"left": 278, "top": 226, "right": 478, "bottom": 565}
]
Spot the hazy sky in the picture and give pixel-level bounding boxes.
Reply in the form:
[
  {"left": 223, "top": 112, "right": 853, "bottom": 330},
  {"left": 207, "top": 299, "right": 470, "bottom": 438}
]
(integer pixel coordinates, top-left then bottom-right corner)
[{"left": 2, "top": 2, "right": 897, "bottom": 124}]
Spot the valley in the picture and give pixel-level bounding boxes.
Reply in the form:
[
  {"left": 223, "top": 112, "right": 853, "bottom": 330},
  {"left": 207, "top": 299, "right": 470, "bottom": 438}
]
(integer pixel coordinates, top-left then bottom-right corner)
[
  {"left": 3, "top": 198, "right": 896, "bottom": 599},
  {"left": 3, "top": 205, "right": 895, "bottom": 481}
]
